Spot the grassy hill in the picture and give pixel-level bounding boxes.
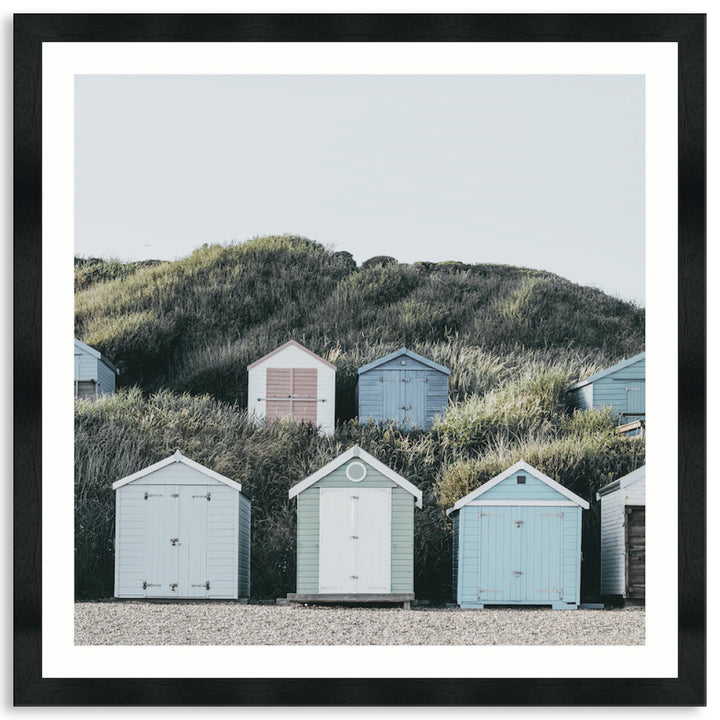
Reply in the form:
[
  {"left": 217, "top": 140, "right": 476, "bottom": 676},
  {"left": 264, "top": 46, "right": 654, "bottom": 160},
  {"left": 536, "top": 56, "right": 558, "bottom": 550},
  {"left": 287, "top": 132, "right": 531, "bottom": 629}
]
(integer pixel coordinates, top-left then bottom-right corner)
[{"left": 74, "top": 235, "right": 645, "bottom": 601}]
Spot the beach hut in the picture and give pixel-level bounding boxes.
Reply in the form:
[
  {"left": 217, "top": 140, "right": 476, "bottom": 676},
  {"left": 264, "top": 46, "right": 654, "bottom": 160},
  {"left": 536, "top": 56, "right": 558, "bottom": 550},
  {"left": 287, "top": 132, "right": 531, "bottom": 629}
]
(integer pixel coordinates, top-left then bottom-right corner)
[
  {"left": 287, "top": 446, "right": 422, "bottom": 608},
  {"left": 113, "top": 450, "right": 251, "bottom": 599},
  {"left": 446, "top": 460, "right": 589, "bottom": 610},
  {"left": 247, "top": 340, "right": 336, "bottom": 436},
  {"left": 567, "top": 352, "right": 646, "bottom": 432},
  {"left": 357, "top": 347, "right": 449, "bottom": 430},
  {"left": 596, "top": 466, "right": 645, "bottom": 603},
  {"left": 74, "top": 338, "right": 119, "bottom": 400}
]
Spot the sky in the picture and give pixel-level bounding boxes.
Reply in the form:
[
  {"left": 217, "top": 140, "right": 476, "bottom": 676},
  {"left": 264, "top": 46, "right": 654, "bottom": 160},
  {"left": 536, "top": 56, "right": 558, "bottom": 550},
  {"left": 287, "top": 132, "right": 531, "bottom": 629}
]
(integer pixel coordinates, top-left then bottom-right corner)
[{"left": 75, "top": 74, "right": 645, "bottom": 305}]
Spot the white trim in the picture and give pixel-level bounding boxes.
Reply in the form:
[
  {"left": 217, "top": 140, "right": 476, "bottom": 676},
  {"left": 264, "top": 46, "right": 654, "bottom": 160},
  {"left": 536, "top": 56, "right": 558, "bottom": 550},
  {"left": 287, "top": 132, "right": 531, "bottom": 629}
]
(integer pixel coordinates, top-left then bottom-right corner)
[
  {"left": 346, "top": 461, "right": 367, "bottom": 483},
  {"left": 446, "top": 460, "right": 589, "bottom": 515},
  {"left": 112, "top": 450, "right": 243, "bottom": 492},
  {"left": 289, "top": 445, "right": 422, "bottom": 508},
  {"left": 465, "top": 500, "right": 578, "bottom": 507}
]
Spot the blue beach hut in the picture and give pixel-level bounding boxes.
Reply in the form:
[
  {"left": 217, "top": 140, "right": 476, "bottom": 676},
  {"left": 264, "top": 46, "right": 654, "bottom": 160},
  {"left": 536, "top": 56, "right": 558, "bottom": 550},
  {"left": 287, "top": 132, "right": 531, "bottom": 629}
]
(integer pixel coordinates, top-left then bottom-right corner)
[
  {"left": 357, "top": 348, "right": 450, "bottom": 430},
  {"left": 447, "top": 461, "right": 589, "bottom": 610}
]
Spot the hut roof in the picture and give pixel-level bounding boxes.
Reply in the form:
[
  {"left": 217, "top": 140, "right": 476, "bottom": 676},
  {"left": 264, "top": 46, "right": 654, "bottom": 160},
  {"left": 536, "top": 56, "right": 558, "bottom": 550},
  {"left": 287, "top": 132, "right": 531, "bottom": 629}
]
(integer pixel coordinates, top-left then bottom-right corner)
[
  {"left": 446, "top": 460, "right": 589, "bottom": 515},
  {"left": 247, "top": 340, "right": 336, "bottom": 370},
  {"left": 596, "top": 465, "right": 646, "bottom": 500},
  {"left": 357, "top": 347, "right": 450, "bottom": 375},
  {"left": 568, "top": 351, "right": 645, "bottom": 390},
  {"left": 112, "top": 450, "right": 243, "bottom": 492},
  {"left": 289, "top": 445, "right": 422, "bottom": 508}
]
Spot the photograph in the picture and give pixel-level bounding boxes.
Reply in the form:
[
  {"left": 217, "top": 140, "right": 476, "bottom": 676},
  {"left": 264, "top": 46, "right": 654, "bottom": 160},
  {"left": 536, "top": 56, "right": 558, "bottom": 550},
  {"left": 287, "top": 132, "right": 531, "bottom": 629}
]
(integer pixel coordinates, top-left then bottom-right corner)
[
  {"left": 13, "top": 10, "right": 705, "bottom": 707},
  {"left": 72, "top": 72, "right": 647, "bottom": 646}
]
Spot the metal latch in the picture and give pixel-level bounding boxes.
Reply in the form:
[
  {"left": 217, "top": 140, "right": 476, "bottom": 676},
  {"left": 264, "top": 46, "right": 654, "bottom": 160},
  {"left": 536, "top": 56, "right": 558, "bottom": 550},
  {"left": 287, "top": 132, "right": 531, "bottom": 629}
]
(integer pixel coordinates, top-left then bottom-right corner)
[
  {"left": 192, "top": 493, "right": 211, "bottom": 500},
  {"left": 142, "top": 582, "right": 160, "bottom": 589},
  {"left": 351, "top": 495, "right": 359, "bottom": 499},
  {"left": 170, "top": 583, "right": 178, "bottom": 591},
  {"left": 514, "top": 520, "right": 523, "bottom": 527},
  {"left": 513, "top": 570, "right": 523, "bottom": 577},
  {"left": 144, "top": 492, "right": 162, "bottom": 500},
  {"left": 192, "top": 582, "right": 211, "bottom": 590},
  {"left": 170, "top": 538, "right": 180, "bottom": 546},
  {"left": 350, "top": 575, "right": 359, "bottom": 579},
  {"left": 350, "top": 535, "right": 359, "bottom": 539},
  {"left": 171, "top": 493, "right": 179, "bottom": 498}
]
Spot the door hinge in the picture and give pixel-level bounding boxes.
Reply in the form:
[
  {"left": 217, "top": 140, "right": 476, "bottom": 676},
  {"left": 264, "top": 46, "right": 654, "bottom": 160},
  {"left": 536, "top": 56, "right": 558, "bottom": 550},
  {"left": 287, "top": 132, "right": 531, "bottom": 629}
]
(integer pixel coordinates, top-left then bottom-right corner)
[
  {"left": 144, "top": 492, "right": 162, "bottom": 500},
  {"left": 479, "top": 512, "right": 502, "bottom": 517},
  {"left": 350, "top": 535, "right": 359, "bottom": 539},
  {"left": 538, "top": 589, "right": 563, "bottom": 594},
  {"left": 540, "top": 512, "right": 564, "bottom": 518},
  {"left": 142, "top": 582, "right": 161, "bottom": 589},
  {"left": 171, "top": 493, "right": 179, "bottom": 498},
  {"left": 351, "top": 495, "right": 359, "bottom": 499},
  {"left": 192, "top": 493, "right": 211, "bottom": 500},
  {"left": 192, "top": 581, "right": 211, "bottom": 590},
  {"left": 350, "top": 575, "right": 359, "bottom": 579},
  {"left": 479, "top": 589, "right": 501, "bottom": 593}
]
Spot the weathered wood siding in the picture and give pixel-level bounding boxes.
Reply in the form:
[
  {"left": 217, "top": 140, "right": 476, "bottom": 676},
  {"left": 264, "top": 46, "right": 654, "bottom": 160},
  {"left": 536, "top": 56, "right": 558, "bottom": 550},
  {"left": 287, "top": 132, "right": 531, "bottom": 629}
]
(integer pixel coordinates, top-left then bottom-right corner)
[
  {"left": 625, "top": 506, "right": 645, "bottom": 600},
  {"left": 115, "top": 462, "right": 248, "bottom": 599},
  {"left": 451, "top": 513, "right": 459, "bottom": 601},
  {"left": 358, "top": 353, "right": 449, "bottom": 430},
  {"left": 295, "top": 459, "right": 415, "bottom": 594},
  {"left": 248, "top": 344, "right": 335, "bottom": 436},
  {"left": 599, "top": 475, "right": 646, "bottom": 596},
  {"left": 238, "top": 493, "right": 252, "bottom": 598}
]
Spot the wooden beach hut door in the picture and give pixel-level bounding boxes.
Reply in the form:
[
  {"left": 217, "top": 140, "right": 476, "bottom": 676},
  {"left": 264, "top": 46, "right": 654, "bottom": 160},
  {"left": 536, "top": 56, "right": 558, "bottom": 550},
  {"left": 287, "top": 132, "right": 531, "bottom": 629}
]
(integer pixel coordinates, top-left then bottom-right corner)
[
  {"left": 625, "top": 380, "right": 645, "bottom": 416},
  {"left": 266, "top": 368, "right": 318, "bottom": 424},
  {"left": 478, "top": 507, "right": 563, "bottom": 603},
  {"left": 142, "top": 485, "right": 210, "bottom": 598},
  {"left": 381, "top": 371, "right": 426, "bottom": 428},
  {"left": 318, "top": 488, "right": 391, "bottom": 594}
]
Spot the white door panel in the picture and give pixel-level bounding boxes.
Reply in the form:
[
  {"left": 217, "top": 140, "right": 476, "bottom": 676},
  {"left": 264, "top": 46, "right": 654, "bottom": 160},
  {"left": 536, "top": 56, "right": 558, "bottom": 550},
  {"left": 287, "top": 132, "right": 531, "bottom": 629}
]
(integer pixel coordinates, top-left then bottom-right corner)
[
  {"left": 318, "top": 487, "right": 392, "bottom": 594},
  {"left": 319, "top": 489, "right": 357, "bottom": 593},
  {"left": 356, "top": 488, "right": 391, "bottom": 592}
]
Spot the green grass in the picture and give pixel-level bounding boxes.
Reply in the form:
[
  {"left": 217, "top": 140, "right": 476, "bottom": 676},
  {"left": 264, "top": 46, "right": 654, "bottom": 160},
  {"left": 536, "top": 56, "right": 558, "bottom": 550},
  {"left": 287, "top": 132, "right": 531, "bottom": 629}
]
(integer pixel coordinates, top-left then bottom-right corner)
[{"left": 74, "top": 235, "right": 645, "bottom": 601}]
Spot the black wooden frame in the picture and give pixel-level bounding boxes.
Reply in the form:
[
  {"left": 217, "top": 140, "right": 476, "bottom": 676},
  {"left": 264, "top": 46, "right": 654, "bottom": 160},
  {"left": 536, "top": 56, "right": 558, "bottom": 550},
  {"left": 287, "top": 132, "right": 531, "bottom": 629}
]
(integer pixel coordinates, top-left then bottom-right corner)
[{"left": 13, "top": 13, "right": 706, "bottom": 706}]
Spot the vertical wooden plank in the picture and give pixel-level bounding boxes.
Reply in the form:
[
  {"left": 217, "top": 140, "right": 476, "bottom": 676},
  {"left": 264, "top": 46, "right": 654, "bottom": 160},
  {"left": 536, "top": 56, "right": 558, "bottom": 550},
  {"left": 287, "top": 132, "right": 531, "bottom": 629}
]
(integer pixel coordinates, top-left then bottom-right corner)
[
  {"left": 266, "top": 368, "right": 292, "bottom": 420},
  {"left": 291, "top": 368, "right": 318, "bottom": 425}
]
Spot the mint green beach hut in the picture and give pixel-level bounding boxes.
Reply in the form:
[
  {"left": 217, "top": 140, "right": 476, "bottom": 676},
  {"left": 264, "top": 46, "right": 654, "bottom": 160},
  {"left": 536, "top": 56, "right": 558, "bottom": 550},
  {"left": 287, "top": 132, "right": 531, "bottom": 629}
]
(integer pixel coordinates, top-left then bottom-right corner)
[{"left": 287, "top": 446, "right": 422, "bottom": 609}]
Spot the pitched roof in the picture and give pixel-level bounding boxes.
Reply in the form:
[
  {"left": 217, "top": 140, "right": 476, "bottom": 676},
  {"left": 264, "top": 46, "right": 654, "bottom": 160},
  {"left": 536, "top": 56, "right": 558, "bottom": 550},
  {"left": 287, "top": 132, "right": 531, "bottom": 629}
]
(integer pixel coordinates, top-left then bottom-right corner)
[
  {"left": 246, "top": 340, "right": 336, "bottom": 370},
  {"left": 288, "top": 445, "right": 423, "bottom": 508},
  {"left": 112, "top": 450, "right": 243, "bottom": 492},
  {"left": 568, "top": 351, "right": 645, "bottom": 390},
  {"left": 74, "top": 338, "right": 119, "bottom": 374},
  {"left": 357, "top": 347, "right": 450, "bottom": 375},
  {"left": 446, "top": 460, "right": 589, "bottom": 515},
  {"left": 596, "top": 465, "right": 645, "bottom": 500}
]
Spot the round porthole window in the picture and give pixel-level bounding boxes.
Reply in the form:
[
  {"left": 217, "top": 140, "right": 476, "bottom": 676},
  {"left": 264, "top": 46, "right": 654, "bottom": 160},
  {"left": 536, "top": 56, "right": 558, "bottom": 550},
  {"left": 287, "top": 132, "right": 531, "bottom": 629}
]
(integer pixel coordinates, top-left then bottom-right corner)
[{"left": 346, "top": 461, "right": 367, "bottom": 482}]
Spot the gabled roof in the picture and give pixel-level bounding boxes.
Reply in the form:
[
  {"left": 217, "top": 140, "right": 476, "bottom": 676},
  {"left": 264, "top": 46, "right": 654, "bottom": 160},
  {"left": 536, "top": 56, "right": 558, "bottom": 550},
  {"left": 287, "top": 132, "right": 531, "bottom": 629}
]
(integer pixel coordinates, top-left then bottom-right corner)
[
  {"left": 446, "top": 460, "right": 589, "bottom": 515},
  {"left": 112, "top": 450, "right": 243, "bottom": 492},
  {"left": 289, "top": 445, "right": 423, "bottom": 508},
  {"left": 246, "top": 340, "right": 336, "bottom": 371},
  {"left": 568, "top": 351, "right": 645, "bottom": 390},
  {"left": 596, "top": 465, "right": 645, "bottom": 500},
  {"left": 357, "top": 347, "right": 450, "bottom": 375},
  {"left": 74, "top": 338, "right": 119, "bottom": 374}
]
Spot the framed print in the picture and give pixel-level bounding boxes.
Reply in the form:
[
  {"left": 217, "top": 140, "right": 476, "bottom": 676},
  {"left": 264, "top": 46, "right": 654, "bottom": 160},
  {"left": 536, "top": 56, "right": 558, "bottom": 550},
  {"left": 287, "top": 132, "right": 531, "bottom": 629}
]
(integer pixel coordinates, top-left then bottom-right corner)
[{"left": 14, "top": 13, "right": 706, "bottom": 706}]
